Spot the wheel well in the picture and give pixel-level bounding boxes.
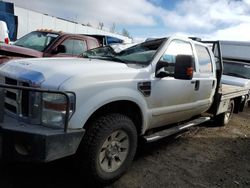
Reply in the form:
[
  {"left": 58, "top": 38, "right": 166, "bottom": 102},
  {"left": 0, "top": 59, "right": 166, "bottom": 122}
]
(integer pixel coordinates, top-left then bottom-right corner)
[
  {"left": 84, "top": 100, "right": 143, "bottom": 135},
  {"left": 232, "top": 96, "right": 243, "bottom": 113}
]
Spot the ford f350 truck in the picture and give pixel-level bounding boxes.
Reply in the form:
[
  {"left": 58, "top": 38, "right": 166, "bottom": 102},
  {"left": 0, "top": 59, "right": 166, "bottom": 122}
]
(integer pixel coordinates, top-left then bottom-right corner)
[{"left": 0, "top": 36, "right": 249, "bottom": 184}]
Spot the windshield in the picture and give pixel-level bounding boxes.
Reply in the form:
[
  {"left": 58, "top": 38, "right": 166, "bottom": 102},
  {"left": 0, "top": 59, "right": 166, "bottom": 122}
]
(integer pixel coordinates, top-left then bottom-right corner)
[
  {"left": 223, "top": 61, "right": 250, "bottom": 79},
  {"left": 14, "top": 31, "right": 59, "bottom": 52},
  {"left": 82, "top": 38, "right": 166, "bottom": 65}
]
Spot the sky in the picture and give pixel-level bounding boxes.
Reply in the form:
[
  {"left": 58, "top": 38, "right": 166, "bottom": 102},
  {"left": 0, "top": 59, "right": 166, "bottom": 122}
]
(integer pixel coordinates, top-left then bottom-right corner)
[{"left": 5, "top": 0, "right": 250, "bottom": 41}]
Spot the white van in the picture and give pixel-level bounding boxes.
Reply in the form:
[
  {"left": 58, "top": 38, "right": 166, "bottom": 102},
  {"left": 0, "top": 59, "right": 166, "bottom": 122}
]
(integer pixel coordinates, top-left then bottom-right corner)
[{"left": 0, "top": 21, "right": 9, "bottom": 44}]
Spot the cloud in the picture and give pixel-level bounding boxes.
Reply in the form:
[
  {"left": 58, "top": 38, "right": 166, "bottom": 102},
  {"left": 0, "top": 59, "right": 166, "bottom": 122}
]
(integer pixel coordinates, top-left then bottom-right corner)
[
  {"left": 211, "top": 23, "right": 250, "bottom": 41},
  {"left": 81, "top": 0, "right": 157, "bottom": 26},
  {"left": 5, "top": 0, "right": 250, "bottom": 41},
  {"left": 159, "top": 0, "right": 250, "bottom": 33},
  {"left": 7, "top": 0, "right": 159, "bottom": 27}
]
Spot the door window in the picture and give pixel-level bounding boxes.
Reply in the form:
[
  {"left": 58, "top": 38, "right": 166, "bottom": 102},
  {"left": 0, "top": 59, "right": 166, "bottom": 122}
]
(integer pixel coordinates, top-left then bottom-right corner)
[
  {"left": 61, "top": 39, "right": 87, "bottom": 55},
  {"left": 88, "top": 39, "right": 99, "bottom": 49},
  {"left": 195, "top": 45, "right": 213, "bottom": 73},
  {"left": 160, "top": 40, "right": 194, "bottom": 75}
]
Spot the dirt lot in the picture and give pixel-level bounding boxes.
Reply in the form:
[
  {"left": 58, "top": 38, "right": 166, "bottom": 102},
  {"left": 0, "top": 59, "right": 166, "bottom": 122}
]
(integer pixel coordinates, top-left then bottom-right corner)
[{"left": 0, "top": 108, "right": 249, "bottom": 188}]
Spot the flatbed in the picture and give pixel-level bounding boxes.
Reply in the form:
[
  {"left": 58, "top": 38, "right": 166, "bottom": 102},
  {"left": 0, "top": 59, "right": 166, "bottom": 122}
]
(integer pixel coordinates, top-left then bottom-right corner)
[{"left": 221, "top": 84, "right": 249, "bottom": 100}]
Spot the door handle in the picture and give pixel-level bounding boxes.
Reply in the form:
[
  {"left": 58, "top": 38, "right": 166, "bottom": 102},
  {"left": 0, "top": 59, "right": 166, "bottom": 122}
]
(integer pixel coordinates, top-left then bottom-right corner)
[{"left": 191, "top": 80, "right": 200, "bottom": 91}]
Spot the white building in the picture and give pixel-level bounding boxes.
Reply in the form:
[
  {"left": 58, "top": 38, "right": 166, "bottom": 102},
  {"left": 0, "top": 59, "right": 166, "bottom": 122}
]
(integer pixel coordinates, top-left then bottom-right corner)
[{"left": 14, "top": 6, "right": 132, "bottom": 43}]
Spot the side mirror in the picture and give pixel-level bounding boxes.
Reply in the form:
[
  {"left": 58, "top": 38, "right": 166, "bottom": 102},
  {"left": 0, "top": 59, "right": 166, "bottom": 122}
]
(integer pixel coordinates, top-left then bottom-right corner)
[
  {"left": 52, "top": 45, "right": 66, "bottom": 54},
  {"left": 174, "top": 55, "right": 194, "bottom": 80}
]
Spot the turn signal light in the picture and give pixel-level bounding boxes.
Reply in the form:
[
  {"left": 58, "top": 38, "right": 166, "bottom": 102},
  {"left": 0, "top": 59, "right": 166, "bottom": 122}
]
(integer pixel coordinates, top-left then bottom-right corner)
[
  {"left": 186, "top": 67, "right": 193, "bottom": 76},
  {"left": 43, "top": 100, "right": 67, "bottom": 111}
]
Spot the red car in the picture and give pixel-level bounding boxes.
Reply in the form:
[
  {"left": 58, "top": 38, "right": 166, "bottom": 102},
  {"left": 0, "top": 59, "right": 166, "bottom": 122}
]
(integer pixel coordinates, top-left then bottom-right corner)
[{"left": 0, "top": 29, "right": 100, "bottom": 64}]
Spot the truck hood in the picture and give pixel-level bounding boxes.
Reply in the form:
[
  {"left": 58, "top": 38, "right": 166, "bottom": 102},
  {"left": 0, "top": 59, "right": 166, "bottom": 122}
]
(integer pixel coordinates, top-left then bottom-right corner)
[
  {"left": 0, "top": 57, "right": 138, "bottom": 89},
  {"left": 222, "top": 75, "right": 250, "bottom": 88},
  {"left": 0, "top": 43, "right": 43, "bottom": 58}
]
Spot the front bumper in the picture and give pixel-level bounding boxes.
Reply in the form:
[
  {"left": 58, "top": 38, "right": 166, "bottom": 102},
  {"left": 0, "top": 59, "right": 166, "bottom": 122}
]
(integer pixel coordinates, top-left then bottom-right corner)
[{"left": 0, "top": 115, "right": 85, "bottom": 162}]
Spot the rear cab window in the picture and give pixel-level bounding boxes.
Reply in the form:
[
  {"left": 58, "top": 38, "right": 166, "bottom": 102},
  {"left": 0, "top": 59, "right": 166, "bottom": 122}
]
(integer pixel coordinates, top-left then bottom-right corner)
[{"left": 223, "top": 61, "right": 250, "bottom": 79}]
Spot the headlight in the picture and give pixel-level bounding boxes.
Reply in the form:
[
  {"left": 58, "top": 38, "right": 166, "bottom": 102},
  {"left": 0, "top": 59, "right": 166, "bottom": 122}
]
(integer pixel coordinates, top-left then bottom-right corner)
[{"left": 42, "top": 92, "right": 75, "bottom": 128}]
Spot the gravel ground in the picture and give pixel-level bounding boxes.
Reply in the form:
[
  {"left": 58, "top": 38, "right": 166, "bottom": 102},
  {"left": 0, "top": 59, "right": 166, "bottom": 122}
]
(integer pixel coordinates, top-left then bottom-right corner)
[{"left": 0, "top": 107, "right": 249, "bottom": 188}]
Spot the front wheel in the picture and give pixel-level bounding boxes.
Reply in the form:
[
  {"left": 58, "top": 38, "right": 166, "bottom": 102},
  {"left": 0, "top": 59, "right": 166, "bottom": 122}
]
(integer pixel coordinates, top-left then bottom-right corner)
[
  {"left": 79, "top": 113, "right": 137, "bottom": 185},
  {"left": 215, "top": 100, "right": 235, "bottom": 126}
]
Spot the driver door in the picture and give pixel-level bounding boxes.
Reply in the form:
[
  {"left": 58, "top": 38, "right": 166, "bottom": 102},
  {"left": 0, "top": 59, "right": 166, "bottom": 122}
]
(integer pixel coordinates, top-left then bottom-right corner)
[{"left": 149, "top": 39, "right": 200, "bottom": 129}]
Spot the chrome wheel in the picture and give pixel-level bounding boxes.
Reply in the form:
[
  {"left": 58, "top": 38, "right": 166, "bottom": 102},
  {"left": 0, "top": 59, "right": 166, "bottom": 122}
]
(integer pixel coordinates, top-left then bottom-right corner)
[{"left": 99, "top": 130, "right": 129, "bottom": 173}]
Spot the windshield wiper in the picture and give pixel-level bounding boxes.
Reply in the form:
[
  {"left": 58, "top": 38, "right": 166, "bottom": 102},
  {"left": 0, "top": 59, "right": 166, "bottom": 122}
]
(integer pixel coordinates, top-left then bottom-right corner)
[{"left": 225, "top": 72, "right": 249, "bottom": 79}]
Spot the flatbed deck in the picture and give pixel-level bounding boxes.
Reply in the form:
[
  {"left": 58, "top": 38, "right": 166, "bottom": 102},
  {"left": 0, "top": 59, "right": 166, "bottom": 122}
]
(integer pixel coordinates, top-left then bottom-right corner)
[{"left": 221, "top": 84, "right": 249, "bottom": 100}]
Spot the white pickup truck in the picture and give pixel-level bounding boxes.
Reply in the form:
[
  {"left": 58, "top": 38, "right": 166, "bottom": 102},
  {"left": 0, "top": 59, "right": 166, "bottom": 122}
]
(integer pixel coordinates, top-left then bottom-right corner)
[{"left": 0, "top": 36, "right": 249, "bottom": 184}]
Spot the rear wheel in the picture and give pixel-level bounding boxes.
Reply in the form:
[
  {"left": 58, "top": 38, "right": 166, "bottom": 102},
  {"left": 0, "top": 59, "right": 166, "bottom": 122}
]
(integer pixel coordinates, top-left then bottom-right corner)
[
  {"left": 79, "top": 113, "right": 137, "bottom": 185},
  {"left": 215, "top": 100, "right": 234, "bottom": 126}
]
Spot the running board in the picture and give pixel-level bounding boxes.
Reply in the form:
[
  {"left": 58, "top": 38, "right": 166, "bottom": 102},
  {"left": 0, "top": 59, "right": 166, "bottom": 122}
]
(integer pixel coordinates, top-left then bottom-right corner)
[{"left": 144, "top": 117, "right": 211, "bottom": 143}]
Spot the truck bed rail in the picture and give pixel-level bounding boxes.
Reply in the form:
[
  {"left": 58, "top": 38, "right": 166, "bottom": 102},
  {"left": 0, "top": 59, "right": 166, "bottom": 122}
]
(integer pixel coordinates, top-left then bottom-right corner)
[{"left": 221, "top": 84, "right": 249, "bottom": 100}]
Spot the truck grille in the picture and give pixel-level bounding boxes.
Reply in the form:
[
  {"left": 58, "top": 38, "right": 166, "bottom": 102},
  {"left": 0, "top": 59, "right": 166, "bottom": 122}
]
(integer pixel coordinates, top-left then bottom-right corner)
[{"left": 4, "top": 77, "right": 30, "bottom": 117}]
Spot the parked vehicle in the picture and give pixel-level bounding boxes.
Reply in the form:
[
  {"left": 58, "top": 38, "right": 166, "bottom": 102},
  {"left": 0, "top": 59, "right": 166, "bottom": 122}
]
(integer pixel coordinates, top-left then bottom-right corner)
[
  {"left": 222, "top": 60, "right": 250, "bottom": 87},
  {"left": 0, "top": 21, "right": 9, "bottom": 44},
  {"left": 218, "top": 41, "right": 250, "bottom": 106},
  {"left": 0, "top": 29, "right": 100, "bottom": 64},
  {"left": 0, "top": 36, "right": 249, "bottom": 184},
  {"left": 0, "top": 1, "right": 18, "bottom": 41}
]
